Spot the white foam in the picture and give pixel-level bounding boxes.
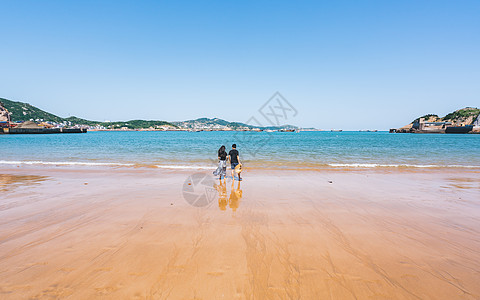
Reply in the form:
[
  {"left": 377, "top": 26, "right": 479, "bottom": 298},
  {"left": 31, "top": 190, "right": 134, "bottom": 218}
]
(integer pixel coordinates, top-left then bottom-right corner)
[
  {"left": 0, "top": 160, "right": 134, "bottom": 167},
  {"left": 0, "top": 160, "right": 213, "bottom": 170},
  {"left": 328, "top": 163, "right": 480, "bottom": 168},
  {"left": 155, "top": 165, "right": 213, "bottom": 170},
  {"left": 1, "top": 160, "right": 478, "bottom": 170}
]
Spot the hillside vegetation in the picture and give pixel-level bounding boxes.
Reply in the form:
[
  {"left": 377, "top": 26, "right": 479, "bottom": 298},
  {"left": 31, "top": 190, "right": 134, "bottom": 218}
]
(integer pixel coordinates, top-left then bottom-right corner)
[
  {"left": 173, "top": 117, "right": 298, "bottom": 130},
  {"left": 409, "top": 107, "right": 480, "bottom": 126},
  {"left": 443, "top": 107, "right": 480, "bottom": 123},
  {"left": 1, "top": 96, "right": 297, "bottom": 130},
  {"left": 1, "top": 97, "right": 175, "bottom": 129},
  {"left": 1, "top": 98, "right": 65, "bottom": 123},
  {"left": 101, "top": 120, "right": 173, "bottom": 129}
]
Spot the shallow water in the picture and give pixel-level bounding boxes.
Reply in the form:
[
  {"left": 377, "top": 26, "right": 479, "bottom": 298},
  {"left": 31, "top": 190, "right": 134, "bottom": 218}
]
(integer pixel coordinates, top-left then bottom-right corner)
[{"left": 1, "top": 131, "right": 479, "bottom": 169}]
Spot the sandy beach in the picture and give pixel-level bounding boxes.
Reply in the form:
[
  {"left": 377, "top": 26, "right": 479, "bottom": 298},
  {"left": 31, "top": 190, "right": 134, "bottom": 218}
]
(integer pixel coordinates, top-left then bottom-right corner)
[{"left": 0, "top": 166, "right": 479, "bottom": 299}]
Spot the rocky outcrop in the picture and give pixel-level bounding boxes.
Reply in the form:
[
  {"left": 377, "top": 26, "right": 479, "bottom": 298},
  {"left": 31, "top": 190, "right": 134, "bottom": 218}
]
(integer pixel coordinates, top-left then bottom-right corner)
[
  {"left": 0, "top": 101, "right": 11, "bottom": 122},
  {"left": 410, "top": 107, "right": 480, "bottom": 127},
  {"left": 393, "top": 107, "right": 480, "bottom": 134}
]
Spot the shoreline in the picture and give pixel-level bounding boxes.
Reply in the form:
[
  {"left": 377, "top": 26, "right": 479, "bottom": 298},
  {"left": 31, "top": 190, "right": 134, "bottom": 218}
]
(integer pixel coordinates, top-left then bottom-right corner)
[{"left": 2, "top": 160, "right": 480, "bottom": 173}]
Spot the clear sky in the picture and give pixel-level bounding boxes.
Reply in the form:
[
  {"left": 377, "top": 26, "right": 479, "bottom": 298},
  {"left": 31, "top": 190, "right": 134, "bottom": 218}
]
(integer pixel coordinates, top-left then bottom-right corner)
[{"left": 1, "top": 1, "right": 479, "bottom": 130}]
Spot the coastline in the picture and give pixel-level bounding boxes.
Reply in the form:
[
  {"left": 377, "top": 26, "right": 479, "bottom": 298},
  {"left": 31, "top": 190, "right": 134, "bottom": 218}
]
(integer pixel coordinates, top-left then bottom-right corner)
[
  {"left": 1, "top": 166, "right": 479, "bottom": 299},
  {"left": 2, "top": 160, "right": 480, "bottom": 172}
]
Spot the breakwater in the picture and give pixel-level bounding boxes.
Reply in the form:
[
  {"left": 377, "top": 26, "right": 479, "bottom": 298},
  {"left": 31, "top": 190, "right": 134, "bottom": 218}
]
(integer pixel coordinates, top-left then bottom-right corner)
[{"left": 1, "top": 128, "right": 87, "bottom": 134}]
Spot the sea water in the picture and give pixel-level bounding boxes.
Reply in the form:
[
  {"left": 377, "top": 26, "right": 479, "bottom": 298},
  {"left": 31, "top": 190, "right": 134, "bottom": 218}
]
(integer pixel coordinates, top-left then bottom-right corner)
[{"left": 1, "top": 131, "right": 479, "bottom": 170}]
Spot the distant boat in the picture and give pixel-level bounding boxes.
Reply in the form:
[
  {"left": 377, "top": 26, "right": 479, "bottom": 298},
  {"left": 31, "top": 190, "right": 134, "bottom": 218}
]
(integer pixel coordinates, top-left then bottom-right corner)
[{"left": 331, "top": 129, "right": 342, "bottom": 132}]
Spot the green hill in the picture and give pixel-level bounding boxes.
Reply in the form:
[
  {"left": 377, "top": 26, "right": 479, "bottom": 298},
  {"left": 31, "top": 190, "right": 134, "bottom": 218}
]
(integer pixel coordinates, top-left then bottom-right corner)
[
  {"left": 0, "top": 97, "right": 176, "bottom": 129},
  {"left": 1, "top": 96, "right": 299, "bottom": 130},
  {"left": 442, "top": 107, "right": 480, "bottom": 123},
  {"left": 63, "top": 116, "right": 100, "bottom": 126},
  {"left": 172, "top": 117, "right": 298, "bottom": 130},
  {"left": 0, "top": 97, "right": 65, "bottom": 123},
  {"left": 99, "top": 120, "right": 174, "bottom": 129}
]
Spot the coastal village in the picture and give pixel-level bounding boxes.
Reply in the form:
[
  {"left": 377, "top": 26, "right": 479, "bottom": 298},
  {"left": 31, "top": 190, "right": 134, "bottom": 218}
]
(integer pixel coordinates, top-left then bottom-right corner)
[{"left": 0, "top": 99, "right": 300, "bottom": 133}]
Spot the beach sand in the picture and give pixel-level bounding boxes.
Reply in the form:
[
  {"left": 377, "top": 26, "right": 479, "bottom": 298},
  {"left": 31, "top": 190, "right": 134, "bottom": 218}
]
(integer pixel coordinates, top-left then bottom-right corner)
[{"left": 0, "top": 166, "right": 479, "bottom": 299}]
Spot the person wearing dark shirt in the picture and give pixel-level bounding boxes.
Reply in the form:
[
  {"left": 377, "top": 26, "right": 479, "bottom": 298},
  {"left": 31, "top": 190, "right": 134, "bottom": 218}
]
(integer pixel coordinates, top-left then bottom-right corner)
[
  {"left": 228, "top": 144, "right": 242, "bottom": 181},
  {"left": 213, "top": 145, "right": 227, "bottom": 181}
]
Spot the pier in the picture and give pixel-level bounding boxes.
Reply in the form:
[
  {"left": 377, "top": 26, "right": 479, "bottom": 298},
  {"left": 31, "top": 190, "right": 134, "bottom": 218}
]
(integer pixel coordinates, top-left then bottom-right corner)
[{"left": 1, "top": 128, "right": 87, "bottom": 134}]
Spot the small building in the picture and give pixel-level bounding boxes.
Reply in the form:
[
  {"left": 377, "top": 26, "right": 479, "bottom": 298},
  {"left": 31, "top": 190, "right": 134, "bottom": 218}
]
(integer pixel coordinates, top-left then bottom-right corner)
[{"left": 412, "top": 118, "right": 452, "bottom": 131}]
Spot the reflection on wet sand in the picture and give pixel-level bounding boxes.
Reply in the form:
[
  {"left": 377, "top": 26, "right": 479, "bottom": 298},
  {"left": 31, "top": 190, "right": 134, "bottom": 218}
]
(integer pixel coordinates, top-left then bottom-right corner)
[
  {"left": 229, "top": 181, "right": 242, "bottom": 211},
  {"left": 215, "top": 180, "right": 242, "bottom": 211},
  {"left": 215, "top": 181, "right": 228, "bottom": 210},
  {"left": 446, "top": 177, "right": 480, "bottom": 190},
  {"left": 0, "top": 174, "right": 48, "bottom": 192}
]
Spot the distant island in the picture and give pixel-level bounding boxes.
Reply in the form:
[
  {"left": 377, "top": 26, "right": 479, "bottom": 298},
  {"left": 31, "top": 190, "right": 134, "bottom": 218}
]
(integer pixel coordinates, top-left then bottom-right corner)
[
  {"left": 0, "top": 97, "right": 301, "bottom": 132},
  {"left": 392, "top": 107, "right": 480, "bottom": 134}
]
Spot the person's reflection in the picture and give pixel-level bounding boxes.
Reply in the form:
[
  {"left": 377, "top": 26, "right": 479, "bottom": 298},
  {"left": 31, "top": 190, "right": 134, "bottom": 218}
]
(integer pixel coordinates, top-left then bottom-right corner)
[
  {"left": 229, "top": 181, "right": 242, "bottom": 212},
  {"left": 214, "top": 181, "right": 228, "bottom": 210},
  {"left": 214, "top": 180, "right": 243, "bottom": 211}
]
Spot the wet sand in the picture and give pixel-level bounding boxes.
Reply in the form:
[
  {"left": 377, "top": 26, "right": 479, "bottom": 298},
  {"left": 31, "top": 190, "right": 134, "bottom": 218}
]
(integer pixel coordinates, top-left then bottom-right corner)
[{"left": 0, "top": 166, "right": 479, "bottom": 299}]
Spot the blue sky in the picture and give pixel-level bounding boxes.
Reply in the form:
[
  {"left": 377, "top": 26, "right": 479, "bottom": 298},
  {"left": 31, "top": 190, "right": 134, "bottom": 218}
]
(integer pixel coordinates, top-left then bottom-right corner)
[{"left": 1, "top": 1, "right": 479, "bottom": 130}]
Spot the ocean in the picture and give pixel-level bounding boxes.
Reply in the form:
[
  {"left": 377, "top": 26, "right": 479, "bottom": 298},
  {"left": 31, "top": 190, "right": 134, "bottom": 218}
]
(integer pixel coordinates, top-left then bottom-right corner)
[{"left": 1, "top": 131, "right": 479, "bottom": 170}]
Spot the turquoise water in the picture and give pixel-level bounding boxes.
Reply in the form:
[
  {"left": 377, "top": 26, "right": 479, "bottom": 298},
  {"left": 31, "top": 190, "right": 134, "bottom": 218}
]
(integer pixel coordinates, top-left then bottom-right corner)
[{"left": 1, "top": 131, "right": 479, "bottom": 169}]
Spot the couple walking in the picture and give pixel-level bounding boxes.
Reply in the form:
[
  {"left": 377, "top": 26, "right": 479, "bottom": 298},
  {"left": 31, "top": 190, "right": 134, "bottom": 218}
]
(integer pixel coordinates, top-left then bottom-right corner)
[{"left": 214, "top": 144, "right": 242, "bottom": 181}]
